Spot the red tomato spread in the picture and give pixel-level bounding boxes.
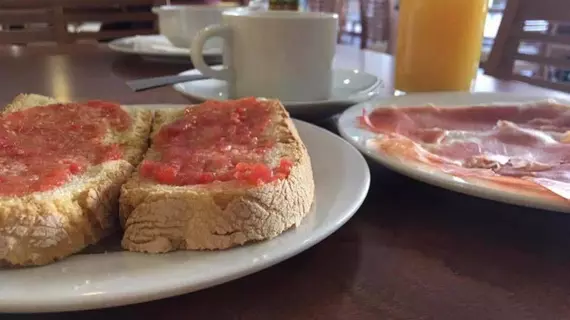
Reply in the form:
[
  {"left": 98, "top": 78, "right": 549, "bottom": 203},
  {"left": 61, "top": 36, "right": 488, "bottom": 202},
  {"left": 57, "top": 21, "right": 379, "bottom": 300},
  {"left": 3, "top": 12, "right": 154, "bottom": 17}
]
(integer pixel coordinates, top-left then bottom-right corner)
[
  {"left": 140, "top": 98, "right": 293, "bottom": 186},
  {"left": 0, "top": 101, "right": 131, "bottom": 196}
]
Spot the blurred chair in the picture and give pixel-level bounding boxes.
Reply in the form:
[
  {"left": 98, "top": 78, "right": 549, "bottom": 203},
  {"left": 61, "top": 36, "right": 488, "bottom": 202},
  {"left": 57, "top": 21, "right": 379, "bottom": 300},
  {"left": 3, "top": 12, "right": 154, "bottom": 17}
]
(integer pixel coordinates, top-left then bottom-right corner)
[
  {"left": 62, "top": 0, "right": 162, "bottom": 43},
  {"left": 0, "top": 0, "right": 165, "bottom": 45},
  {"left": 0, "top": 4, "right": 64, "bottom": 45},
  {"left": 307, "top": 0, "right": 349, "bottom": 43},
  {"left": 359, "top": 0, "right": 394, "bottom": 52},
  {"left": 169, "top": 0, "right": 228, "bottom": 4},
  {"left": 484, "top": 0, "right": 570, "bottom": 93}
]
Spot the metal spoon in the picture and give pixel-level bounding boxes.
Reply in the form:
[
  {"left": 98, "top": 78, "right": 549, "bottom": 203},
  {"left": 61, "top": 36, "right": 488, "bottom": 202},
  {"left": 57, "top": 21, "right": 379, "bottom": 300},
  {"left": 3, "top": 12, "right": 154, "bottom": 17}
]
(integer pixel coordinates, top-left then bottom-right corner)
[{"left": 126, "top": 74, "right": 209, "bottom": 92}]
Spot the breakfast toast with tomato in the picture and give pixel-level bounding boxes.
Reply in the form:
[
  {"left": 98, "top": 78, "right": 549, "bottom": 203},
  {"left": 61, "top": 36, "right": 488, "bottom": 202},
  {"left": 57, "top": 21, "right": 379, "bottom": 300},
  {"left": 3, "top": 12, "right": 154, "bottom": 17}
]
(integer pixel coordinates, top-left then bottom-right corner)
[
  {"left": 120, "top": 98, "right": 315, "bottom": 252},
  {"left": 0, "top": 94, "right": 153, "bottom": 266}
]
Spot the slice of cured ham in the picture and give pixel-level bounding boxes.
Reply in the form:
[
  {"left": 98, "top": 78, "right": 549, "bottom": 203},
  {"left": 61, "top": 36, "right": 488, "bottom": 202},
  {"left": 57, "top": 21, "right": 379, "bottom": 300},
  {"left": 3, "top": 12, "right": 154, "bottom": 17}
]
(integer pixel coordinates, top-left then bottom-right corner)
[{"left": 359, "top": 100, "right": 570, "bottom": 201}]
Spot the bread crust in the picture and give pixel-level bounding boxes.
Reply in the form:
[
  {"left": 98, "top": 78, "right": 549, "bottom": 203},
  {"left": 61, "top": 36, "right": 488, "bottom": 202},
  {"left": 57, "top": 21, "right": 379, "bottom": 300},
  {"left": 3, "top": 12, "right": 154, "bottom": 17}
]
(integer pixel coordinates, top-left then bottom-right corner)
[
  {"left": 0, "top": 94, "right": 153, "bottom": 267},
  {"left": 0, "top": 162, "right": 132, "bottom": 267},
  {"left": 120, "top": 99, "right": 315, "bottom": 252}
]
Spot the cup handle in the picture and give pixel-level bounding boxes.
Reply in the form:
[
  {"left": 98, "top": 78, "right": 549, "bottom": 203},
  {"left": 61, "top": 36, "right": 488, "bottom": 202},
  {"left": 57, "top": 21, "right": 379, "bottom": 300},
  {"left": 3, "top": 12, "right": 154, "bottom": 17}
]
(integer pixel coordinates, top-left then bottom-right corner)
[{"left": 190, "top": 25, "right": 233, "bottom": 82}]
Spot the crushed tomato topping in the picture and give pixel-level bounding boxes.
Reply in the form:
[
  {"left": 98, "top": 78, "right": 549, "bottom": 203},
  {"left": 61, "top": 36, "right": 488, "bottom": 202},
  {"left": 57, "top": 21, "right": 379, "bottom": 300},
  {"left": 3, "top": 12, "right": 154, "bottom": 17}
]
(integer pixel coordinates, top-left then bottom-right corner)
[
  {"left": 0, "top": 101, "right": 131, "bottom": 196},
  {"left": 140, "top": 98, "right": 293, "bottom": 186}
]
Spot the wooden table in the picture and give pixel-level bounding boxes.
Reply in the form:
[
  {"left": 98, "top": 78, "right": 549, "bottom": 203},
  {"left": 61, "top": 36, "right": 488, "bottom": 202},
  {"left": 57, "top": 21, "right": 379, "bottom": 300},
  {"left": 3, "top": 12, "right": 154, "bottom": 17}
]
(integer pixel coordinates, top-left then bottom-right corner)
[{"left": 3, "top": 44, "right": 570, "bottom": 320}]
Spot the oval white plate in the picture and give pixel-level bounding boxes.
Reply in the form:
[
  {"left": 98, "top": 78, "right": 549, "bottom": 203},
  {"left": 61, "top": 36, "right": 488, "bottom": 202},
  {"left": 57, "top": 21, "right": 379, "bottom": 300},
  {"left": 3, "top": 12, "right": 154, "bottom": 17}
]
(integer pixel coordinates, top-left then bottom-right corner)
[
  {"left": 173, "top": 67, "right": 381, "bottom": 119},
  {"left": 338, "top": 92, "right": 570, "bottom": 213},
  {"left": 108, "top": 35, "right": 222, "bottom": 59},
  {"left": 0, "top": 108, "right": 370, "bottom": 313}
]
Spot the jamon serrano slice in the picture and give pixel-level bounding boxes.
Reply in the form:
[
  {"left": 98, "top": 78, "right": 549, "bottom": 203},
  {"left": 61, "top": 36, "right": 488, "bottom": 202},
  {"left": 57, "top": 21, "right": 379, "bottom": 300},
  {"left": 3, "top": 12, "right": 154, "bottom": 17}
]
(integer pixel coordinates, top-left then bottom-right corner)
[{"left": 360, "top": 100, "right": 570, "bottom": 201}]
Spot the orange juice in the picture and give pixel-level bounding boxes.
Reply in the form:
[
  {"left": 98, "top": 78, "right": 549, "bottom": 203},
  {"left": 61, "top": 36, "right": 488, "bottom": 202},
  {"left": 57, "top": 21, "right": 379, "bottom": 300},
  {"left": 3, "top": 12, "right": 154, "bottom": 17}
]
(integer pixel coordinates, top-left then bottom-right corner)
[{"left": 395, "top": 0, "right": 489, "bottom": 92}]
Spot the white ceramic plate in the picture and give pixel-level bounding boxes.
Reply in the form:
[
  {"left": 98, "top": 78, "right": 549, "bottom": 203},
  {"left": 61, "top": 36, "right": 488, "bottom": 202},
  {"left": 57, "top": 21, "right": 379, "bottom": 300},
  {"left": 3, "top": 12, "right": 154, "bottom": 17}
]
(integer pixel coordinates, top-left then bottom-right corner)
[
  {"left": 173, "top": 67, "right": 382, "bottom": 119},
  {"left": 338, "top": 92, "right": 570, "bottom": 213},
  {"left": 108, "top": 35, "right": 222, "bottom": 60},
  {"left": 0, "top": 107, "right": 370, "bottom": 313}
]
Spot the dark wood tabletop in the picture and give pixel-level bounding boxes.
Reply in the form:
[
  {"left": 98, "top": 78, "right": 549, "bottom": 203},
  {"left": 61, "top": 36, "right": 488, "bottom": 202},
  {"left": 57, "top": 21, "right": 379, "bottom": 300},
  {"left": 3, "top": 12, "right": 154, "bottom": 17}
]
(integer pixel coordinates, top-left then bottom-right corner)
[{"left": 3, "top": 44, "right": 570, "bottom": 320}]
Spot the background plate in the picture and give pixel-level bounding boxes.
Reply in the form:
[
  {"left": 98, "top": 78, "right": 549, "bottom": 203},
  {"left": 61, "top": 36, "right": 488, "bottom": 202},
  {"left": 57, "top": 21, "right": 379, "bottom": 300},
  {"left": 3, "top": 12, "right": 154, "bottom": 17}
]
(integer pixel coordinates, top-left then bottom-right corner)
[
  {"left": 108, "top": 35, "right": 222, "bottom": 64},
  {"left": 338, "top": 92, "right": 570, "bottom": 213},
  {"left": 173, "top": 67, "right": 381, "bottom": 120}
]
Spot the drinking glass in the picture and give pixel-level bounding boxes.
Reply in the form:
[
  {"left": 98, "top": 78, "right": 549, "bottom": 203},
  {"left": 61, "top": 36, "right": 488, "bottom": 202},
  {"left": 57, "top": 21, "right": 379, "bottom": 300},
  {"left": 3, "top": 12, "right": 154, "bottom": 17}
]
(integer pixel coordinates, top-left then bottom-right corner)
[{"left": 394, "top": 0, "right": 489, "bottom": 92}]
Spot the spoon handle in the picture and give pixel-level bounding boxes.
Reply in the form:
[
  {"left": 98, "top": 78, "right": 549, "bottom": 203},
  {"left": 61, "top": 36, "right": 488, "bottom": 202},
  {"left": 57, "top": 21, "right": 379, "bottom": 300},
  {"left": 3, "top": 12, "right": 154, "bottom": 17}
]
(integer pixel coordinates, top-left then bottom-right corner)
[{"left": 127, "top": 74, "right": 209, "bottom": 92}]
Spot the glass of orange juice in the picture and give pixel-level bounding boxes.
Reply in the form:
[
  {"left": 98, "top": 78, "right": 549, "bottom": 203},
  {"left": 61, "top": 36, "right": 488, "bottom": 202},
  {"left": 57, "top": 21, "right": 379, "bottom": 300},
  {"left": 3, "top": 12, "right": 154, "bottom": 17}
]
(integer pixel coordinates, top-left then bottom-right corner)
[{"left": 394, "top": 0, "right": 489, "bottom": 92}]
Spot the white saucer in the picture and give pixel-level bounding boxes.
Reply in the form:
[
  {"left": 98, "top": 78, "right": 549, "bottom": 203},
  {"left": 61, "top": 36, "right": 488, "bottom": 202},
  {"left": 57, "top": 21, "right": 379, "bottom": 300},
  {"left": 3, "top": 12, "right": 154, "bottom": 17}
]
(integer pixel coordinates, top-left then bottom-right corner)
[
  {"left": 0, "top": 107, "right": 371, "bottom": 313},
  {"left": 338, "top": 92, "right": 570, "bottom": 214},
  {"left": 108, "top": 35, "right": 222, "bottom": 60},
  {"left": 173, "top": 67, "right": 381, "bottom": 119}
]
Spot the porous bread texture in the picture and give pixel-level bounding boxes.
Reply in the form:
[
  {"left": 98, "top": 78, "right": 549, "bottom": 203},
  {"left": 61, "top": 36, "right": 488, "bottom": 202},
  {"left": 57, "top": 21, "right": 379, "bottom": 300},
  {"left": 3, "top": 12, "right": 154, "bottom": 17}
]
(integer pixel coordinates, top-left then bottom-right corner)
[
  {"left": 120, "top": 99, "right": 315, "bottom": 252},
  {"left": 4, "top": 94, "right": 153, "bottom": 166},
  {"left": 0, "top": 94, "right": 153, "bottom": 267}
]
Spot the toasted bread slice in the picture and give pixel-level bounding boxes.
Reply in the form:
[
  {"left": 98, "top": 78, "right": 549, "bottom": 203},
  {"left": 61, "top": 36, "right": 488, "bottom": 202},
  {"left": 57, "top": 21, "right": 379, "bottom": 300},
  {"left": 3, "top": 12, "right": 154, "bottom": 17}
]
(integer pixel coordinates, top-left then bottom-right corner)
[
  {"left": 0, "top": 94, "right": 153, "bottom": 267},
  {"left": 120, "top": 99, "right": 315, "bottom": 252}
]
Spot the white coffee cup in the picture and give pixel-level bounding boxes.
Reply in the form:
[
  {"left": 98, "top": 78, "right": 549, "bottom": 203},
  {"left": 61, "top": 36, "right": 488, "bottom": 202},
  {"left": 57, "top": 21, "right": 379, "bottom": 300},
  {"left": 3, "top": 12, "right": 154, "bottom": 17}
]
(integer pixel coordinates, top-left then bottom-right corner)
[
  {"left": 152, "top": 4, "right": 239, "bottom": 50},
  {"left": 190, "top": 9, "right": 338, "bottom": 102}
]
